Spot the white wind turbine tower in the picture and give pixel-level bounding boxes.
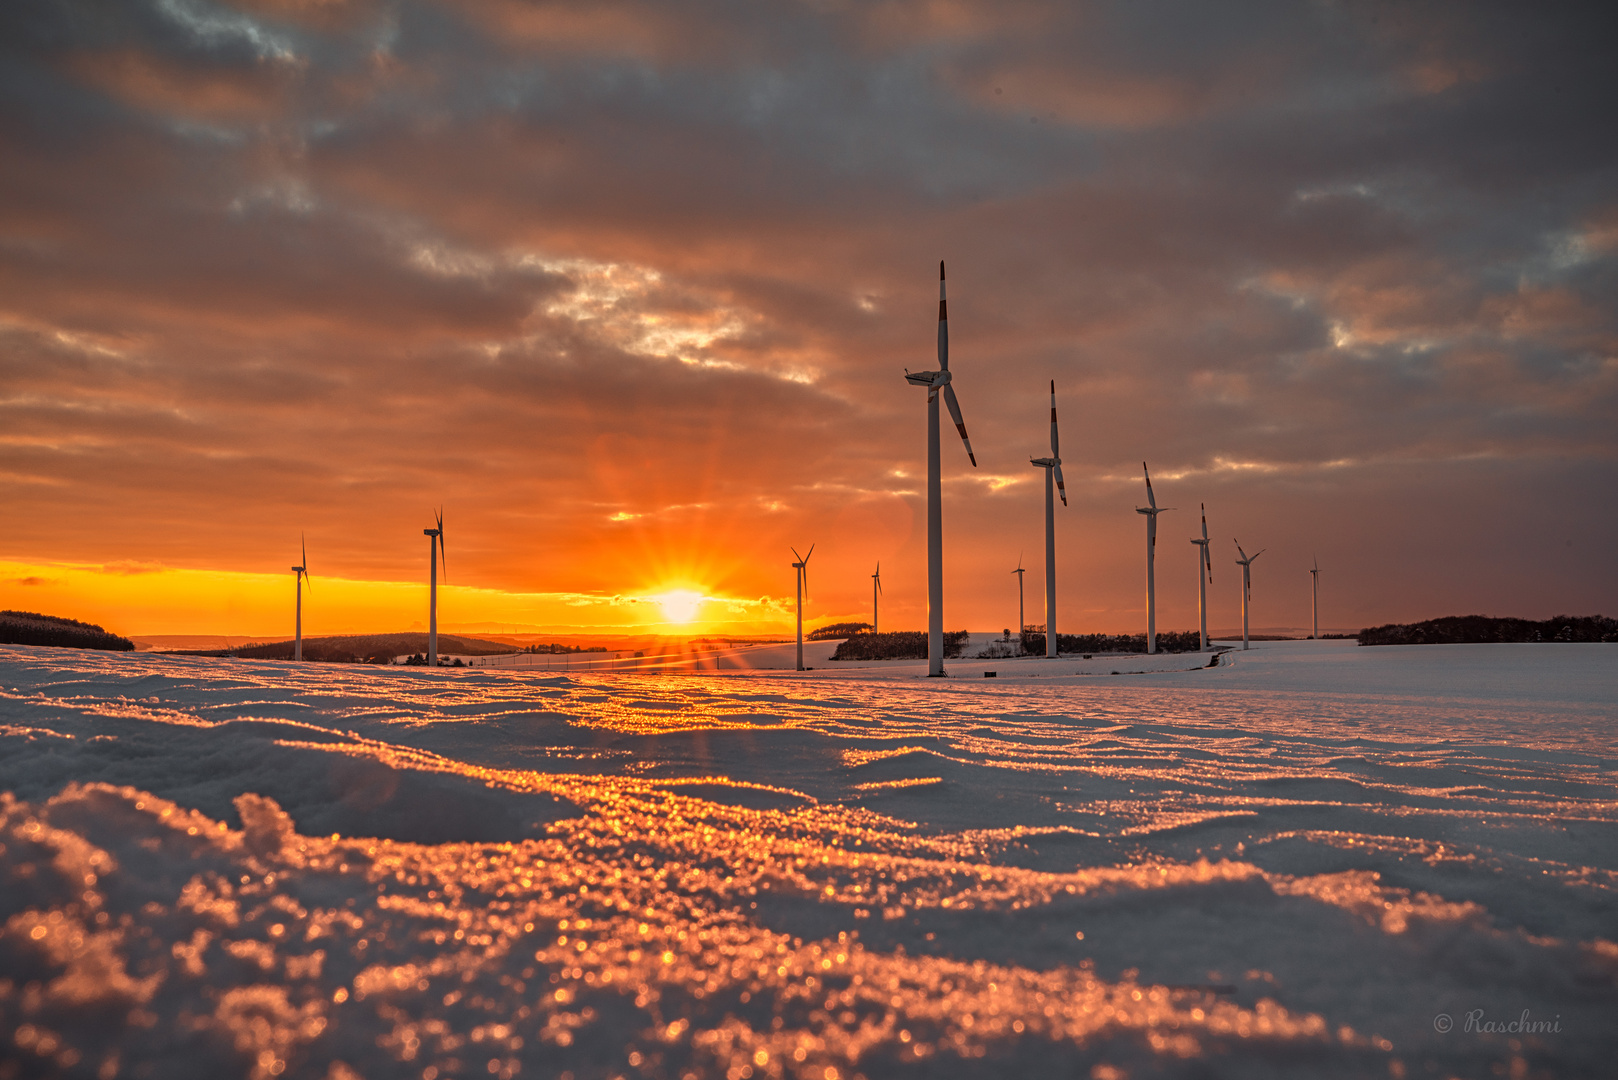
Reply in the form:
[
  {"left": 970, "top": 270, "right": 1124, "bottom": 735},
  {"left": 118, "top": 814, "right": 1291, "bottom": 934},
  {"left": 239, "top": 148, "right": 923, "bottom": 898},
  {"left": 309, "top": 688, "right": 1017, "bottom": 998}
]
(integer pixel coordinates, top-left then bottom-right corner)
[
  {"left": 1012, "top": 557, "right": 1026, "bottom": 654},
  {"left": 424, "top": 508, "right": 447, "bottom": 667},
  {"left": 1310, "top": 557, "right": 1320, "bottom": 640},
  {"left": 291, "top": 534, "right": 310, "bottom": 662},
  {"left": 792, "top": 545, "right": 815, "bottom": 672},
  {"left": 871, "top": 561, "right": 882, "bottom": 633},
  {"left": 1234, "top": 540, "right": 1264, "bottom": 651},
  {"left": 1135, "top": 463, "right": 1173, "bottom": 654},
  {"left": 1029, "top": 380, "right": 1066, "bottom": 658},
  {"left": 904, "top": 261, "right": 978, "bottom": 676},
  {"left": 1189, "top": 505, "right": 1211, "bottom": 651}
]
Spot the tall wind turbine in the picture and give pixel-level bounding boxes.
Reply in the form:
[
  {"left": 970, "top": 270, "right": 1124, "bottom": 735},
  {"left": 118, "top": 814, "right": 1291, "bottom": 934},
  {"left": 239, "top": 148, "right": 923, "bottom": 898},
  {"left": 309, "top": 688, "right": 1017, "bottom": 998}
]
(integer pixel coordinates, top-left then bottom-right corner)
[
  {"left": 424, "top": 508, "right": 446, "bottom": 667},
  {"left": 1189, "top": 505, "right": 1211, "bottom": 651},
  {"left": 1030, "top": 381, "right": 1066, "bottom": 658},
  {"left": 792, "top": 545, "right": 815, "bottom": 672},
  {"left": 1310, "top": 557, "right": 1320, "bottom": 640},
  {"left": 904, "top": 261, "right": 978, "bottom": 676},
  {"left": 1135, "top": 463, "right": 1172, "bottom": 653},
  {"left": 291, "top": 534, "right": 310, "bottom": 662},
  {"left": 871, "top": 561, "right": 882, "bottom": 633},
  {"left": 1012, "top": 557, "right": 1026, "bottom": 653},
  {"left": 1234, "top": 540, "right": 1264, "bottom": 651}
]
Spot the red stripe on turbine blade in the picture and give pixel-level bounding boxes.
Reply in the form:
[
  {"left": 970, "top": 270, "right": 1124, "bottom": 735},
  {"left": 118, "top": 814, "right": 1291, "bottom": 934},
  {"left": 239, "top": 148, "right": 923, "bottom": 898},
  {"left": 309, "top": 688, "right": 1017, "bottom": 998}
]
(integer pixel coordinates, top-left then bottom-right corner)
[{"left": 939, "top": 298, "right": 948, "bottom": 320}]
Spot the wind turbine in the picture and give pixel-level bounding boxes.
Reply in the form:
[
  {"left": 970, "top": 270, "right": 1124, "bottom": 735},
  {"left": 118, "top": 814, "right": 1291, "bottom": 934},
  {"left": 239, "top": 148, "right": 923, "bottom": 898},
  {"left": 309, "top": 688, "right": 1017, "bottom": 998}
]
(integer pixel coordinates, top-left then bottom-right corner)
[
  {"left": 1030, "top": 380, "right": 1066, "bottom": 658},
  {"left": 1012, "top": 556, "right": 1026, "bottom": 654},
  {"left": 871, "top": 561, "right": 882, "bottom": 634},
  {"left": 1310, "top": 557, "right": 1321, "bottom": 640},
  {"left": 1189, "top": 505, "right": 1212, "bottom": 651},
  {"left": 1234, "top": 540, "right": 1264, "bottom": 651},
  {"left": 424, "top": 508, "right": 447, "bottom": 667},
  {"left": 1135, "top": 463, "right": 1172, "bottom": 653},
  {"left": 792, "top": 545, "right": 815, "bottom": 672},
  {"left": 904, "top": 261, "right": 978, "bottom": 676},
  {"left": 291, "top": 534, "right": 310, "bottom": 662}
]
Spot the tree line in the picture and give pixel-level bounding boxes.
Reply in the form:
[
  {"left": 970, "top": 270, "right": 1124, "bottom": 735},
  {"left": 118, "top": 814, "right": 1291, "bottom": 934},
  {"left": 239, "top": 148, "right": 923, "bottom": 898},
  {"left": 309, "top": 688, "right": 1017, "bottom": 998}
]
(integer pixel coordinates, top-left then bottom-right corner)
[
  {"left": 0, "top": 611, "right": 134, "bottom": 651},
  {"left": 1359, "top": 614, "right": 1617, "bottom": 646}
]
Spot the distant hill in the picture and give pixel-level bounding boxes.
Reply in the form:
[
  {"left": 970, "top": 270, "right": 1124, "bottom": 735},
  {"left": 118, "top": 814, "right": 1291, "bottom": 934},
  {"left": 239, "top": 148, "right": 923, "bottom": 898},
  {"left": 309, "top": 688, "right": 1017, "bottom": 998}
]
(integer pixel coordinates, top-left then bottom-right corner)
[
  {"left": 0, "top": 610, "right": 134, "bottom": 651},
  {"left": 1360, "top": 614, "right": 1618, "bottom": 646},
  {"left": 175, "top": 632, "right": 520, "bottom": 663}
]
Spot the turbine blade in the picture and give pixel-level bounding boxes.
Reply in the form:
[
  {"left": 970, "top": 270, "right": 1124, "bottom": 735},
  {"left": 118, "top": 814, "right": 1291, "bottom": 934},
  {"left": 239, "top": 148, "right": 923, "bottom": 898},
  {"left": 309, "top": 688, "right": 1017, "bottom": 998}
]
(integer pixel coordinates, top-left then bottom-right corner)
[
  {"left": 804, "top": 543, "right": 815, "bottom": 565},
  {"left": 1142, "top": 462, "right": 1156, "bottom": 509},
  {"left": 1053, "top": 461, "right": 1067, "bottom": 505},
  {"left": 1049, "top": 379, "right": 1060, "bottom": 459},
  {"left": 937, "top": 261, "right": 948, "bottom": 372},
  {"left": 302, "top": 532, "right": 307, "bottom": 573},
  {"left": 439, "top": 531, "right": 447, "bottom": 583},
  {"left": 941, "top": 384, "right": 977, "bottom": 466}
]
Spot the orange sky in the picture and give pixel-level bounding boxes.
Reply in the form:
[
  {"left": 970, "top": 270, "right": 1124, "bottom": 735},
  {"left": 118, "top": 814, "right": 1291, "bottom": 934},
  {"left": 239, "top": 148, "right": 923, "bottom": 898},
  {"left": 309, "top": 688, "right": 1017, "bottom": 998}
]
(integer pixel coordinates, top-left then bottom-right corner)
[{"left": 2, "top": 0, "right": 1615, "bottom": 641}]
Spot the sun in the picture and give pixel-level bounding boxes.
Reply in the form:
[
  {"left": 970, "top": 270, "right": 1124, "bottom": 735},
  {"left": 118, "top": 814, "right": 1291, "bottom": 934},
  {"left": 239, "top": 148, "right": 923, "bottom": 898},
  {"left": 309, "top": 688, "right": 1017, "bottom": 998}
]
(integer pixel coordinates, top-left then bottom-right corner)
[{"left": 655, "top": 589, "right": 706, "bottom": 625}]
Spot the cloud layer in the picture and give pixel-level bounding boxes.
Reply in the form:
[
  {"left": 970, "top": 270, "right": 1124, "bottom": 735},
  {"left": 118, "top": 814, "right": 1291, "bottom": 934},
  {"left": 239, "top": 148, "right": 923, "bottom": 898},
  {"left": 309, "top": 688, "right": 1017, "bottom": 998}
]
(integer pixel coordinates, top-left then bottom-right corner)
[{"left": 2, "top": 0, "right": 1615, "bottom": 635}]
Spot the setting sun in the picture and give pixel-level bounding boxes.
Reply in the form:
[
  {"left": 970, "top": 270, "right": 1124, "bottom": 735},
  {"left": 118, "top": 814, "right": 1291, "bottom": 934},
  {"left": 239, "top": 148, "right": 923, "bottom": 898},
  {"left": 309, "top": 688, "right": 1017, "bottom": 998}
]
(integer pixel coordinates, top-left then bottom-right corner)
[{"left": 654, "top": 589, "right": 706, "bottom": 625}]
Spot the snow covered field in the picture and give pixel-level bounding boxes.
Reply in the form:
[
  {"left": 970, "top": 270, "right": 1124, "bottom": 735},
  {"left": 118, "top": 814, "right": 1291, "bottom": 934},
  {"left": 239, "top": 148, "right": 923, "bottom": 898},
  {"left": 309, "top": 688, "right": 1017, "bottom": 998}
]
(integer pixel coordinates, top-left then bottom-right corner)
[{"left": 1, "top": 640, "right": 1614, "bottom": 1078}]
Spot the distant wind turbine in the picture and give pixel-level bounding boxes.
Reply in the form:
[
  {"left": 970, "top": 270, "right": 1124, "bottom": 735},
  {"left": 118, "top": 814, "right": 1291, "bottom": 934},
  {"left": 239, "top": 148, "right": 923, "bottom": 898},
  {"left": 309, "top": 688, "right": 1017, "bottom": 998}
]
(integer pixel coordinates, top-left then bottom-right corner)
[
  {"left": 1012, "top": 556, "right": 1026, "bottom": 654},
  {"left": 1310, "top": 557, "right": 1320, "bottom": 639},
  {"left": 792, "top": 545, "right": 815, "bottom": 672},
  {"left": 291, "top": 534, "right": 310, "bottom": 662},
  {"left": 1030, "top": 381, "right": 1067, "bottom": 658},
  {"left": 424, "top": 508, "right": 447, "bottom": 667},
  {"left": 1234, "top": 540, "right": 1265, "bottom": 651},
  {"left": 904, "top": 261, "right": 977, "bottom": 676},
  {"left": 1189, "top": 505, "right": 1212, "bottom": 651},
  {"left": 871, "top": 561, "right": 882, "bottom": 634},
  {"left": 1135, "top": 463, "right": 1173, "bottom": 654}
]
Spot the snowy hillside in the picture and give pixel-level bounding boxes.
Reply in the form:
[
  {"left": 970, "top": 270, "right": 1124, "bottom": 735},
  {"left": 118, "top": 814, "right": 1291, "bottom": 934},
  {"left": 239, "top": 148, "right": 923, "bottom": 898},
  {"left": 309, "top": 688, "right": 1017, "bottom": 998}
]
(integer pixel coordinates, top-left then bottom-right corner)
[{"left": 1, "top": 640, "right": 1613, "bottom": 1078}]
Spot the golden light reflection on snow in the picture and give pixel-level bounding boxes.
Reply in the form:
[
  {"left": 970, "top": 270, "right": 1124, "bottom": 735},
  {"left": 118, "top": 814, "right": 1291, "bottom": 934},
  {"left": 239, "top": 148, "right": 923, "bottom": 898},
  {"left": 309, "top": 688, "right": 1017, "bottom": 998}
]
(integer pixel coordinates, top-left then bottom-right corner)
[
  {"left": 3, "top": 647, "right": 1616, "bottom": 1078},
  {"left": 1, "top": 782, "right": 1377, "bottom": 1080}
]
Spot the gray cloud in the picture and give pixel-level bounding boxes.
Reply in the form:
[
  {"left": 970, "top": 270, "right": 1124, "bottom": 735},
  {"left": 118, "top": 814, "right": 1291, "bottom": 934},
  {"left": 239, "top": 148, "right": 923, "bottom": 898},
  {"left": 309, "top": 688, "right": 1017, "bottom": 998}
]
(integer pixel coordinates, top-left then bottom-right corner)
[{"left": 1, "top": 0, "right": 1614, "bottom": 628}]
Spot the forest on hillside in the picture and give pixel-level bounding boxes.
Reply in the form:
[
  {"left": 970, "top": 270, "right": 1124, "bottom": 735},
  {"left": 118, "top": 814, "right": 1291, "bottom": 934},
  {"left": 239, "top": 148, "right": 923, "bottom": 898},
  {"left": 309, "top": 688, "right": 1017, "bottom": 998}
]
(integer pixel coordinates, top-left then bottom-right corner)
[{"left": 0, "top": 611, "right": 134, "bottom": 651}]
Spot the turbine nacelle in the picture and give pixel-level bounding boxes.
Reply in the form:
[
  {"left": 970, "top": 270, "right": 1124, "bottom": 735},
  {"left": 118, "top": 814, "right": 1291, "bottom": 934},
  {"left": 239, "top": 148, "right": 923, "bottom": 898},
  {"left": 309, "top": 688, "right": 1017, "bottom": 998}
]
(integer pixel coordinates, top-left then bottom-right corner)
[{"left": 904, "top": 368, "right": 950, "bottom": 389}]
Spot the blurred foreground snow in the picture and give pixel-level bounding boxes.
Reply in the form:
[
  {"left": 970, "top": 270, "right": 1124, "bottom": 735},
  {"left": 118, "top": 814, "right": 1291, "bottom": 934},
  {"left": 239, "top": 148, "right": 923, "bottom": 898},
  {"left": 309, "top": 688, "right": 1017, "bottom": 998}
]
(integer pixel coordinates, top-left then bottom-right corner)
[{"left": 1, "top": 641, "right": 1614, "bottom": 1078}]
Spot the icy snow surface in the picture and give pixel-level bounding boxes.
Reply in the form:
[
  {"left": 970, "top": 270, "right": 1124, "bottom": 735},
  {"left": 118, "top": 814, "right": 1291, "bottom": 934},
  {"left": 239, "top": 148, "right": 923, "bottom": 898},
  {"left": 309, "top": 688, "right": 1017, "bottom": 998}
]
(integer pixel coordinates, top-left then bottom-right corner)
[{"left": 1, "top": 640, "right": 1614, "bottom": 1079}]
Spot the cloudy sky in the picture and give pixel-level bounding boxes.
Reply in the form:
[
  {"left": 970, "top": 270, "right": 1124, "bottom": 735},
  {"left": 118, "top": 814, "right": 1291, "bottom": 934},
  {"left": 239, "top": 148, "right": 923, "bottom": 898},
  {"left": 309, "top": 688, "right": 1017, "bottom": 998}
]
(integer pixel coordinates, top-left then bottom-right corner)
[{"left": 2, "top": 0, "right": 1615, "bottom": 638}]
